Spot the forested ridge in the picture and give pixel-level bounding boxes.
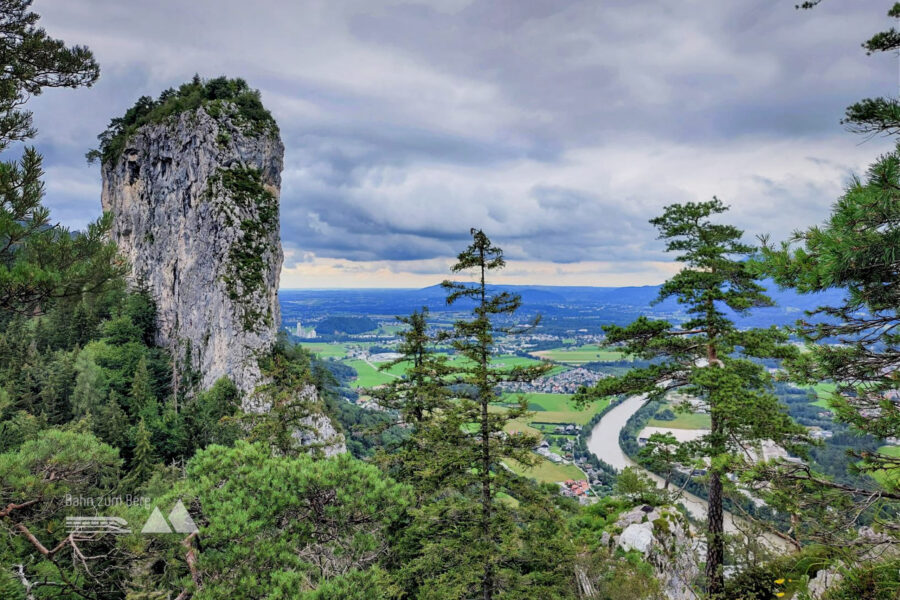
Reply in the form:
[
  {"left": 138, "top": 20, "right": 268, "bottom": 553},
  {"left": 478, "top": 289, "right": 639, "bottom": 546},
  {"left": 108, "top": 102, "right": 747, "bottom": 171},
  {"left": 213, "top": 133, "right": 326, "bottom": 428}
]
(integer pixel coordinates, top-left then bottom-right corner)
[{"left": 3, "top": 1, "right": 900, "bottom": 599}]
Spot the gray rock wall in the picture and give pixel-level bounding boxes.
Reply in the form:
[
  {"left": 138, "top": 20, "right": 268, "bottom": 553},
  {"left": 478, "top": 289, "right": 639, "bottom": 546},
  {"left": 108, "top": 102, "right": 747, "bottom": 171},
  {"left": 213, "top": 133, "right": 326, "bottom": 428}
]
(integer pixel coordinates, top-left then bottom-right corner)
[{"left": 101, "top": 106, "right": 343, "bottom": 454}]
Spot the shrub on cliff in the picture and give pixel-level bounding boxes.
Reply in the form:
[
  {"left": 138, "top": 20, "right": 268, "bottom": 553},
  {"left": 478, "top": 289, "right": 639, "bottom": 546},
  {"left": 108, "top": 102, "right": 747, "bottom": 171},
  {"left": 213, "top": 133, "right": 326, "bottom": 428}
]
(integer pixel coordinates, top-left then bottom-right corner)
[{"left": 89, "top": 75, "right": 278, "bottom": 165}]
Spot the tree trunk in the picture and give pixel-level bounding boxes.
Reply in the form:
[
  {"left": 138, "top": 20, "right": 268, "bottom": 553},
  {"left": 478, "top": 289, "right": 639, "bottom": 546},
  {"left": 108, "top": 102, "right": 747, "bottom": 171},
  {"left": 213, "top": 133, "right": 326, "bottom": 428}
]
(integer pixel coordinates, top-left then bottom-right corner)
[
  {"left": 479, "top": 251, "right": 493, "bottom": 600},
  {"left": 482, "top": 389, "right": 493, "bottom": 600},
  {"left": 705, "top": 338, "right": 724, "bottom": 596},
  {"left": 706, "top": 467, "right": 725, "bottom": 597}
]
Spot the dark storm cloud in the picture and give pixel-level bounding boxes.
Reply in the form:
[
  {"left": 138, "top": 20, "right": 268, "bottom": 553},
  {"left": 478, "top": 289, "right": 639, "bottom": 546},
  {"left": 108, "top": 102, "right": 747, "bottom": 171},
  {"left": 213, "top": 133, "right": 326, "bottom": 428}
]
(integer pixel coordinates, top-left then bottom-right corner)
[{"left": 21, "top": 0, "right": 899, "bottom": 284}]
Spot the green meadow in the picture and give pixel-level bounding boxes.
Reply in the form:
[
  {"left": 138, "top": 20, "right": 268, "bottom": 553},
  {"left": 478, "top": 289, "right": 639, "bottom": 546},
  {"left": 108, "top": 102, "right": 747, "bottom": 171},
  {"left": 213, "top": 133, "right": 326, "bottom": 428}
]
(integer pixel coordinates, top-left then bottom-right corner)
[
  {"left": 345, "top": 359, "right": 400, "bottom": 388},
  {"left": 297, "top": 342, "right": 349, "bottom": 358},
  {"left": 648, "top": 412, "right": 711, "bottom": 430},
  {"left": 503, "top": 456, "right": 585, "bottom": 484},
  {"left": 810, "top": 383, "right": 837, "bottom": 409},
  {"left": 530, "top": 344, "right": 628, "bottom": 365},
  {"left": 868, "top": 446, "right": 900, "bottom": 489}
]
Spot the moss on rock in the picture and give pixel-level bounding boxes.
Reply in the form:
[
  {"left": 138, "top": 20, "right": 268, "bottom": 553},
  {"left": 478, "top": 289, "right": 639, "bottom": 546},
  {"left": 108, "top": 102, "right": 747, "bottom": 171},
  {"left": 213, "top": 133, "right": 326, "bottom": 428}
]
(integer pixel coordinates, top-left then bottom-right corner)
[{"left": 212, "top": 166, "right": 279, "bottom": 332}]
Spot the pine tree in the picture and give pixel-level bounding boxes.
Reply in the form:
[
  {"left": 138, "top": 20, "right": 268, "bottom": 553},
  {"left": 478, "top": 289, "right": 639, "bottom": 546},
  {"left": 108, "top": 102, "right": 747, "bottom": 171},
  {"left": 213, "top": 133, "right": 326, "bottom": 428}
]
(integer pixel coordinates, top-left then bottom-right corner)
[
  {"left": 756, "top": 1, "right": 900, "bottom": 543},
  {"left": 637, "top": 432, "right": 689, "bottom": 490},
  {"left": 577, "top": 200, "right": 805, "bottom": 596},
  {"left": 0, "top": 0, "right": 119, "bottom": 316},
  {"left": 0, "top": 0, "right": 99, "bottom": 152}
]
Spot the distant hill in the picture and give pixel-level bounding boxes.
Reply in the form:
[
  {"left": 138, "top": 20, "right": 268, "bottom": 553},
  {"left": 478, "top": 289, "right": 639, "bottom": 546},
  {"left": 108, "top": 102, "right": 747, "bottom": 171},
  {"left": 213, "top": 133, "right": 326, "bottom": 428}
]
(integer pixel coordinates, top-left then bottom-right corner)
[{"left": 280, "top": 281, "right": 847, "bottom": 329}]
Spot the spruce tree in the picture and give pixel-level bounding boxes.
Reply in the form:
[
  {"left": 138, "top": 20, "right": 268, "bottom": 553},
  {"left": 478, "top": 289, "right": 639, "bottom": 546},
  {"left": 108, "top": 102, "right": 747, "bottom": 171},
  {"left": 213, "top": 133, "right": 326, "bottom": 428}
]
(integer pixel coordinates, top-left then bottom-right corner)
[
  {"left": 439, "top": 228, "right": 551, "bottom": 600},
  {"left": 577, "top": 200, "right": 805, "bottom": 596},
  {"left": 126, "top": 417, "right": 155, "bottom": 488},
  {"left": 130, "top": 355, "right": 156, "bottom": 419},
  {"left": 95, "top": 390, "right": 129, "bottom": 450},
  {"left": 386, "top": 230, "right": 573, "bottom": 600},
  {"left": 370, "top": 308, "right": 453, "bottom": 493}
]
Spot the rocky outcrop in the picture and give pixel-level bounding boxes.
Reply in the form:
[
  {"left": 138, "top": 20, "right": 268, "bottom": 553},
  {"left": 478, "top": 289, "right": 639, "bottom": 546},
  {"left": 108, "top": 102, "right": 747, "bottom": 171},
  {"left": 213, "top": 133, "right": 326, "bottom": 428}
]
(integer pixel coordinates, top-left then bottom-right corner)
[
  {"left": 610, "top": 505, "right": 700, "bottom": 600},
  {"left": 101, "top": 102, "right": 343, "bottom": 454}
]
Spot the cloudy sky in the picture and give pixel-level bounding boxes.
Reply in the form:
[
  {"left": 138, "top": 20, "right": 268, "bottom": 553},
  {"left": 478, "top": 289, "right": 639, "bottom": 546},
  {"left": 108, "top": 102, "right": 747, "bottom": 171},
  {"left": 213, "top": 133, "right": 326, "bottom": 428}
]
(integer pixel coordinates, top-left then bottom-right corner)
[{"left": 23, "top": 0, "right": 898, "bottom": 288}]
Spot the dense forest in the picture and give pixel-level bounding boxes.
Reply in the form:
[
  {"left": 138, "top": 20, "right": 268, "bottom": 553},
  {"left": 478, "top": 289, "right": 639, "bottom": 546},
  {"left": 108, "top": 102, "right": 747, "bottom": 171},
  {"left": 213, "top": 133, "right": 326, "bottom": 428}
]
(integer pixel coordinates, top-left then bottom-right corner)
[{"left": 2, "top": 1, "right": 900, "bottom": 599}]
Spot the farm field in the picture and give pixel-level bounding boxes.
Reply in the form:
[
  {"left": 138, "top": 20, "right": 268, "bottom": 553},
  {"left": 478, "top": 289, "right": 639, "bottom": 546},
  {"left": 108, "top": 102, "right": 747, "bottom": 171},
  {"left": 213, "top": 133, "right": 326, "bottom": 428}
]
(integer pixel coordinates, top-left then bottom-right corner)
[
  {"left": 648, "top": 408, "right": 711, "bottom": 430},
  {"left": 345, "top": 359, "right": 400, "bottom": 388},
  {"left": 530, "top": 344, "right": 627, "bottom": 365},
  {"left": 499, "top": 393, "right": 609, "bottom": 426},
  {"left": 297, "top": 342, "right": 349, "bottom": 358}
]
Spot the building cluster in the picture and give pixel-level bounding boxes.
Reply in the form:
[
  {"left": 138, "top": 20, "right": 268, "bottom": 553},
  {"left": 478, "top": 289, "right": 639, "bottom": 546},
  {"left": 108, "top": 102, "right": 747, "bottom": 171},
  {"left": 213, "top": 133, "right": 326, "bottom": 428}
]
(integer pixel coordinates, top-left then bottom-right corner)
[
  {"left": 536, "top": 440, "right": 565, "bottom": 463},
  {"left": 295, "top": 320, "right": 317, "bottom": 339},
  {"left": 807, "top": 427, "right": 834, "bottom": 441},
  {"left": 500, "top": 367, "right": 606, "bottom": 395},
  {"left": 559, "top": 479, "right": 591, "bottom": 500},
  {"left": 551, "top": 423, "right": 583, "bottom": 436}
]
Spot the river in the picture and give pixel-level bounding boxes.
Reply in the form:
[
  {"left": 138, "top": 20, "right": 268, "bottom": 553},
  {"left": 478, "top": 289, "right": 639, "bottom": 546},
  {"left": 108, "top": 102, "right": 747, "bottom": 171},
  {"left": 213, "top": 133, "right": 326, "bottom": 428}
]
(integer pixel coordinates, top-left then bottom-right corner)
[{"left": 586, "top": 395, "right": 790, "bottom": 549}]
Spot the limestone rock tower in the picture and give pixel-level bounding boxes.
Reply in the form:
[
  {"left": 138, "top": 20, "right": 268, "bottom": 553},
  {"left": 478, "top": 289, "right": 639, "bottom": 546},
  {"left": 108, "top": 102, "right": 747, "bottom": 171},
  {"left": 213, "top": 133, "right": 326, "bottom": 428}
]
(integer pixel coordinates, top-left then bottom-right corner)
[{"left": 99, "top": 79, "right": 343, "bottom": 454}]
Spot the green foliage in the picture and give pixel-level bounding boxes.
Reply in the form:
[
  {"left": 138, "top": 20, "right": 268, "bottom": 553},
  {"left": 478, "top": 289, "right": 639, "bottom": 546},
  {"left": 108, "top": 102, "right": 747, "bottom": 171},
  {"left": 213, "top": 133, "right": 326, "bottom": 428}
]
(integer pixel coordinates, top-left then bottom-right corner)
[
  {"left": 821, "top": 559, "right": 900, "bottom": 600},
  {"left": 0, "top": 2, "right": 116, "bottom": 316},
  {"left": 91, "top": 75, "right": 278, "bottom": 165},
  {"left": 124, "top": 417, "right": 155, "bottom": 488},
  {"left": 637, "top": 432, "right": 689, "bottom": 491},
  {"left": 240, "top": 339, "right": 336, "bottom": 456},
  {"left": 577, "top": 200, "right": 806, "bottom": 596},
  {"left": 0, "top": 428, "right": 132, "bottom": 598},
  {"left": 129, "top": 354, "right": 155, "bottom": 419},
  {"left": 0, "top": 0, "right": 99, "bottom": 152},
  {"left": 129, "top": 442, "right": 410, "bottom": 600},
  {"left": 378, "top": 230, "right": 575, "bottom": 600},
  {"left": 301, "top": 567, "right": 391, "bottom": 599},
  {"left": 370, "top": 307, "right": 453, "bottom": 489},
  {"left": 180, "top": 376, "right": 242, "bottom": 454},
  {"left": 755, "top": 1, "right": 900, "bottom": 550},
  {"left": 614, "top": 466, "right": 664, "bottom": 505},
  {"left": 0, "top": 148, "right": 122, "bottom": 315},
  {"left": 578, "top": 548, "right": 664, "bottom": 600}
]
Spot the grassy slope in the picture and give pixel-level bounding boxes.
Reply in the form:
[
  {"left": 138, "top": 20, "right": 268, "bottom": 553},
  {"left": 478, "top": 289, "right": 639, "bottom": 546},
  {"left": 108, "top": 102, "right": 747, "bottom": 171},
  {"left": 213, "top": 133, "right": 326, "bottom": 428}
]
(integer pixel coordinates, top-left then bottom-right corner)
[
  {"left": 810, "top": 383, "right": 837, "bottom": 409},
  {"left": 503, "top": 456, "right": 585, "bottom": 483},
  {"left": 345, "top": 359, "right": 399, "bottom": 388}
]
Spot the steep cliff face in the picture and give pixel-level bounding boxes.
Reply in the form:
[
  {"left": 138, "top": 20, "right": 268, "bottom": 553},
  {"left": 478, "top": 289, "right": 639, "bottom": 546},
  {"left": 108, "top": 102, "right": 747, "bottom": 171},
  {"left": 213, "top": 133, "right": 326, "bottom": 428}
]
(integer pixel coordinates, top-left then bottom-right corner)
[
  {"left": 102, "top": 107, "right": 281, "bottom": 397},
  {"left": 101, "top": 101, "right": 343, "bottom": 454}
]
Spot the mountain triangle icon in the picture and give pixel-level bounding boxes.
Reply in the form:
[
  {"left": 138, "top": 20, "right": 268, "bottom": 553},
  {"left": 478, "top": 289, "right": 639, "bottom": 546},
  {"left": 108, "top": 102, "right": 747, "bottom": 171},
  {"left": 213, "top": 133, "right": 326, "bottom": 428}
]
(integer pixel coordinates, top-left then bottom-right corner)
[
  {"left": 141, "top": 507, "right": 173, "bottom": 534},
  {"left": 168, "top": 500, "right": 199, "bottom": 534}
]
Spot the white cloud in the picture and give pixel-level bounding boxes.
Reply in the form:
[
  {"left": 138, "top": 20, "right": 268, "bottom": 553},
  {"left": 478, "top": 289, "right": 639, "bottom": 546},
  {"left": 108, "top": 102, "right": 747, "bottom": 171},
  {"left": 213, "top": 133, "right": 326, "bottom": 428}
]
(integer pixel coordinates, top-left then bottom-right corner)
[{"left": 22, "top": 0, "right": 899, "bottom": 287}]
